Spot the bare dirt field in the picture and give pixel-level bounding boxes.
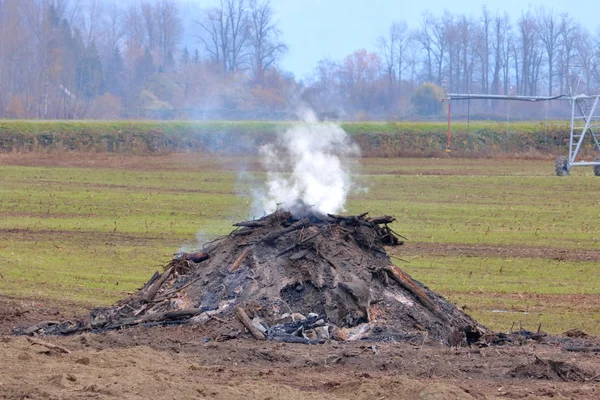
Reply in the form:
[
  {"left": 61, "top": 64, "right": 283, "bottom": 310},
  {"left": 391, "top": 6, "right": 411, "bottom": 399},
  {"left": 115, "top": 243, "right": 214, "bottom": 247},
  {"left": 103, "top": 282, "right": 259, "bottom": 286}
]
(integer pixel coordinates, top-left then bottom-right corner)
[{"left": 2, "top": 296, "right": 599, "bottom": 400}]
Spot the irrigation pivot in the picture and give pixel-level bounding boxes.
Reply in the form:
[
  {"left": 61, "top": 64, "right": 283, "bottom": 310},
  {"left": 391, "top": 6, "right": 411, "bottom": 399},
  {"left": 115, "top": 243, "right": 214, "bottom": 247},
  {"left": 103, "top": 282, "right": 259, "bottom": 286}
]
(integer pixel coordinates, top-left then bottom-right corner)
[
  {"left": 556, "top": 95, "right": 600, "bottom": 176},
  {"left": 447, "top": 93, "right": 600, "bottom": 176}
]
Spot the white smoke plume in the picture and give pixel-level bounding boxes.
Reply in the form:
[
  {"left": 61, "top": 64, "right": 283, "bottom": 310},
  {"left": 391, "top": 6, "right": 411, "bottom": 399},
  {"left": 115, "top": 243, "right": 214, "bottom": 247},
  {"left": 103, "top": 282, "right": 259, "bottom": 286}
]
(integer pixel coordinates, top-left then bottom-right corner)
[{"left": 256, "top": 120, "right": 361, "bottom": 217}]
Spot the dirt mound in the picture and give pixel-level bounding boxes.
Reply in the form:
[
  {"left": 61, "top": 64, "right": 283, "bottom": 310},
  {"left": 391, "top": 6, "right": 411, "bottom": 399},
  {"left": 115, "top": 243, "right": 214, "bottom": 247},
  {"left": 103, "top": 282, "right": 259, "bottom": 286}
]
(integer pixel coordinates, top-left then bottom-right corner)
[
  {"left": 16, "top": 211, "right": 488, "bottom": 345},
  {"left": 508, "top": 357, "right": 591, "bottom": 382}
]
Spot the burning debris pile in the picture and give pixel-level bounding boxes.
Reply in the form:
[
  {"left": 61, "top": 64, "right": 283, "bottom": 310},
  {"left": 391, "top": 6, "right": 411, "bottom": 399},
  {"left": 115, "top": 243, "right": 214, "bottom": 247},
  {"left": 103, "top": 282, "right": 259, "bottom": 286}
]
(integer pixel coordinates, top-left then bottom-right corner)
[{"left": 18, "top": 210, "right": 489, "bottom": 345}]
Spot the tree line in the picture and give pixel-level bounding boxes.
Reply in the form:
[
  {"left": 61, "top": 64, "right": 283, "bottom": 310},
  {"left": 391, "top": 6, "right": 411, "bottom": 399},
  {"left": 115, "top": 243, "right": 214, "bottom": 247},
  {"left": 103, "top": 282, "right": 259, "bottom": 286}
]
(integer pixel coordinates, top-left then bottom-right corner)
[{"left": 0, "top": 0, "right": 599, "bottom": 120}]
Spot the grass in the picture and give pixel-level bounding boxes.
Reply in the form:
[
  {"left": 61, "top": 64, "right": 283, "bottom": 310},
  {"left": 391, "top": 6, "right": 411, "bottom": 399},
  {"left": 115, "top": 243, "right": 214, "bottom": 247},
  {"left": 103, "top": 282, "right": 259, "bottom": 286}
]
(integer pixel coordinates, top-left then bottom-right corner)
[
  {"left": 0, "top": 153, "right": 599, "bottom": 334},
  {"left": 0, "top": 119, "right": 576, "bottom": 155}
]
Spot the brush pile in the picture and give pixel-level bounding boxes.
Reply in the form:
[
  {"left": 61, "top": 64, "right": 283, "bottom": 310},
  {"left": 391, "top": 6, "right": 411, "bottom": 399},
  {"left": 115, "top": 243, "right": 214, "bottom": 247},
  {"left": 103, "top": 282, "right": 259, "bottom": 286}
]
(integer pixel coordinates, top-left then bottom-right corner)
[{"left": 17, "top": 210, "right": 489, "bottom": 345}]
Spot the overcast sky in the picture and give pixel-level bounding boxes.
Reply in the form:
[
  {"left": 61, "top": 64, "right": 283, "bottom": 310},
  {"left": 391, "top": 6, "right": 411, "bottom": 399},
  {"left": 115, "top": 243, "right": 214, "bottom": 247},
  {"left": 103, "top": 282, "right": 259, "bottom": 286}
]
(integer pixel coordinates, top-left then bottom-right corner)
[{"left": 174, "top": 0, "right": 600, "bottom": 80}]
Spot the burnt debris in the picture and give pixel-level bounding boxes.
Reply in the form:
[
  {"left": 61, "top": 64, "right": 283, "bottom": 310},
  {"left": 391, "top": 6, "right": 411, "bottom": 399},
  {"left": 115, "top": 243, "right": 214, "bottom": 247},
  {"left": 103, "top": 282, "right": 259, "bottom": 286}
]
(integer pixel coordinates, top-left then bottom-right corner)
[{"left": 16, "top": 210, "right": 489, "bottom": 346}]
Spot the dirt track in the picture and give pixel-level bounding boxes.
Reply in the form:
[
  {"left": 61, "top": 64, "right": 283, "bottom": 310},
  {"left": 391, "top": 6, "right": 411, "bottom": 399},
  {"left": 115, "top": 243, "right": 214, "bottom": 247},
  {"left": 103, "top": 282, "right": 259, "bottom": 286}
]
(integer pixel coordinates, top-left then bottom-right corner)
[{"left": 2, "top": 297, "right": 599, "bottom": 400}]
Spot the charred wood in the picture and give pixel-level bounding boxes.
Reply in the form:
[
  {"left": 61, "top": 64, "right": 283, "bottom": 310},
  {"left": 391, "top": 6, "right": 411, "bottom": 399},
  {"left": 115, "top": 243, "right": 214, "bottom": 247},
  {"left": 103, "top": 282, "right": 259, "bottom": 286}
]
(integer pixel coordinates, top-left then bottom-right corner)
[
  {"left": 260, "top": 218, "right": 311, "bottom": 243},
  {"left": 367, "top": 216, "right": 396, "bottom": 225},
  {"left": 181, "top": 251, "right": 210, "bottom": 263},
  {"left": 143, "top": 266, "right": 174, "bottom": 303},
  {"left": 233, "top": 221, "right": 268, "bottom": 228},
  {"left": 229, "top": 248, "right": 251, "bottom": 272},
  {"left": 236, "top": 307, "right": 266, "bottom": 340},
  {"left": 384, "top": 266, "right": 448, "bottom": 322}
]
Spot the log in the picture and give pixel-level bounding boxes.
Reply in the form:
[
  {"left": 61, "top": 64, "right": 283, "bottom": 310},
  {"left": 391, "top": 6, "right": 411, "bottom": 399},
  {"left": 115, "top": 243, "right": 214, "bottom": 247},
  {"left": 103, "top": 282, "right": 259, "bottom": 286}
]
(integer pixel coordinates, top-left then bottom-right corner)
[
  {"left": 260, "top": 218, "right": 311, "bottom": 243},
  {"left": 143, "top": 266, "right": 174, "bottom": 302},
  {"left": 229, "top": 247, "right": 251, "bottom": 272},
  {"left": 367, "top": 216, "right": 396, "bottom": 225},
  {"left": 236, "top": 307, "right": 265, "bottom": 340},
  {"left": 182, "top": 251, "right": 210, "bottom": 263},
  {"left": 233, "top": 220, "right": 268, "bottom": 228},
  {"left": 384, "top": 266, "right": 448, "bottom": 322}
]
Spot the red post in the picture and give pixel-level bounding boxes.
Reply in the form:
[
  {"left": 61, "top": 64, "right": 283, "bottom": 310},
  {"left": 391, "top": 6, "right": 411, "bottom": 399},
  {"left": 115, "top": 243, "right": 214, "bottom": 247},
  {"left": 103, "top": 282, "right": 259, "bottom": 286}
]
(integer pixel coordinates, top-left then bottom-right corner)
[{"left": 446, "top": 100, "right": 451, "bottom": 152}]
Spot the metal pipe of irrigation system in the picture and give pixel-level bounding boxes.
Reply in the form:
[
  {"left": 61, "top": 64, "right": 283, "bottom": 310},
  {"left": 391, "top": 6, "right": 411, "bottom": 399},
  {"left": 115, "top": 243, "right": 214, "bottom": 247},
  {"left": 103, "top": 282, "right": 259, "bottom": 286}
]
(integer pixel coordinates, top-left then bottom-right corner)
[{"left": 447, "top": 93, "right": 571, "bottom": 102}]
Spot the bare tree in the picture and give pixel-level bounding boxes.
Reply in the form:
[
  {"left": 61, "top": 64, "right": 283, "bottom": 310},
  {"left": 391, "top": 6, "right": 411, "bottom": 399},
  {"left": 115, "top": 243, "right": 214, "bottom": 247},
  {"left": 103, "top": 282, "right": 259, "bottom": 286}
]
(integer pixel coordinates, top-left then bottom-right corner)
[
  {"left": 536, "top": 7, "right": 562, "bottom": 96},
  {"left": 377, "top": 24, "right": 397, "bottom": 104},
  {"left": 491, "top": 12, "right": 510, "bottom": 95},
  {"left": 140, "top": 2, "right": 157, "bottom": 51},
  {"left": 155, "top": 0, "right": 183, "bottom": 68},
  {"left": 195, "top": 0, "right": 249, "bottom": 74},
  {"left": 100, "top": 3, "right": 124, "bottom": 56},
  {"left": 557, "top": 14, "right": 579, "bottom": 95},
  {"left": 247, "top": 0, "right": 287, "bottom": 83},
  {"left": 480, "top": 5, "right": 492, "bottom": 94},
  {"left": 391, "top": 22, "right": 412, "bottom": 95},
  {"left": 78, "top": 0, "right": 104, "bottom": 47},
  {"left": 124, "top": 4, "right": 146, "bottom": 50},
  {"left": 516, "top": 10, "right": 543, "bottom": 95},
  {"left": 414, "top": 12, "right": 435, "bottom": 83},
  {"left": 574, "top": 28, "right": 594, "bottom": 93}
]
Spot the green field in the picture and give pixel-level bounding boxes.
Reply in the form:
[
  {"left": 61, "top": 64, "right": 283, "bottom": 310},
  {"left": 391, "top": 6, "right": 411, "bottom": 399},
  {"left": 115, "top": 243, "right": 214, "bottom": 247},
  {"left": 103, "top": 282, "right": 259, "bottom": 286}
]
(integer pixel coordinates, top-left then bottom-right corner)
[{"left": 1, "top": 153, "right": 599, "bottom": 334}]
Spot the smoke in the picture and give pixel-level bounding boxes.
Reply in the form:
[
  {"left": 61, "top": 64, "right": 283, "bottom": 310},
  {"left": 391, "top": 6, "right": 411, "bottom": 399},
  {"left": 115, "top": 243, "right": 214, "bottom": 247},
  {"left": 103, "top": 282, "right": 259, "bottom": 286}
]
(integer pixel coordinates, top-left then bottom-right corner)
[{"left": 255, "top": 118, "right": 361, "bottom": 217}]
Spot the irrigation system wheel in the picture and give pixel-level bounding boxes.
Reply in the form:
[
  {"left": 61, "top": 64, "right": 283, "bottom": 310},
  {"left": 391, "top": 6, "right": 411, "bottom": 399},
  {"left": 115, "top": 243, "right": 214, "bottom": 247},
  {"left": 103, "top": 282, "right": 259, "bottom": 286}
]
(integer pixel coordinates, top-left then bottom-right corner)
[
  {"left": 594, "top": 156, "right": 600, "bottom": 176},
  {"left": 555, "top": 156, "right": 570, "bottom": 176}
]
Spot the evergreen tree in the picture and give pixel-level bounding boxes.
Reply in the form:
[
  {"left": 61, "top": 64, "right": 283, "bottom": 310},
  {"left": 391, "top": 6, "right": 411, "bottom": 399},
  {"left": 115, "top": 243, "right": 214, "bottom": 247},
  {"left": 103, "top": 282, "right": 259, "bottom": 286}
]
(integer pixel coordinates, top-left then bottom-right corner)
[
  {"left": 135, "top": 48, "right": 155, "bottom": 84},
  {"left": 104, "top": 47, "right": 125, "bottom": 97},
  {"left": 193, "top": 49, "right": 201, "bottom": 64},
  {"left": 181, "top": 47, "right": 190, "bottom": 66},
  {"left": 76, "top": 40, "right": 104, "bottom": 99}
]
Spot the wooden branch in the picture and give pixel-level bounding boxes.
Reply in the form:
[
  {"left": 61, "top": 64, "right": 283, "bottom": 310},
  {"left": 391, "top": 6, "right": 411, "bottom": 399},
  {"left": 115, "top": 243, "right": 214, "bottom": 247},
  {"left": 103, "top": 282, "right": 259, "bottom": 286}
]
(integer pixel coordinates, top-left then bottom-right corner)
[
  {"left": 367, "top": 216, "right": 396, "bottom": 225},
  {"left": 276, "top": 230, "right": 322, "bottom": 257},
  {"left": 27, "top": 337, "right": 70, "bottom": 354},
  {"left": 143, "top": 266, "right": 174, "bottom": 302},
  {"left": 384, "top": 266, "right": 448, "bottom": 322},
  {"left": 232, "top": 228, "right": 258, "bottom": 236},
  {"left": 229, "top": 247, "right": 251, "bottom": 272},
  {"left": 235, "top": 307, "right": 265, "bottom": 340},
  {"left": 260, "top": 218, "right": 310, "bottom": 243},
  {"left": 233, "top": 220, "right": 268, "bottom": 228}
]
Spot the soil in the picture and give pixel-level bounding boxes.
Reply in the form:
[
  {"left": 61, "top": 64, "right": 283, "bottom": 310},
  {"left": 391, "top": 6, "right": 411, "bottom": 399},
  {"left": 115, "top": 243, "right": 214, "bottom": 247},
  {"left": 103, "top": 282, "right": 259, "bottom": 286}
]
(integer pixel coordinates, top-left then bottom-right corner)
[{"left": 2, "top": 296, "right": 599, "bottom": 400}]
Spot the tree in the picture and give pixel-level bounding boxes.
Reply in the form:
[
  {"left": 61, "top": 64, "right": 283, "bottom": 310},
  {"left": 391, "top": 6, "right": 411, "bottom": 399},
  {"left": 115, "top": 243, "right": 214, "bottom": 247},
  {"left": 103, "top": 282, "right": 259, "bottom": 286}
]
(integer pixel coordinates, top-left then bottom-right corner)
[
  {"left": 516, "top": 10, "right": 543, "bottom": 95},
  {"left": 195, "top": 0, "right": 249, "bottom": 74},
  {"left": 491, "top": 12, "right": 510, "bottom": 95},
  {"left": 377, "top": 27, "right": 396, "bottom": 100},
  {"left": 411, "top": 83, "right": 444, "bottom": 115},
  {"left": 104, "top": 46, "right": 125, "bottom": 97},
  {"left": 480, "top": 6, "right": 492, "bottom": 94},
  {"left": 247, "top": 0, "right": 287, "bottom": 83},
  {"left": 537, "top": 7, "right": 562, "bottom": 96},
  {"left": 154, "top": 0, "right": 183, "bottom": 69},
  {"left": 180, "top": 46, "right": 190, "bottom": 66},
  {"left": 339, "top": 49, "right": 383, "bottom": 113},
  {"left": 557, "top": 14, "right": 579, "bottom": 95},
  {"left": 76, "top": 40, "right": 104, "bottom": 99}
]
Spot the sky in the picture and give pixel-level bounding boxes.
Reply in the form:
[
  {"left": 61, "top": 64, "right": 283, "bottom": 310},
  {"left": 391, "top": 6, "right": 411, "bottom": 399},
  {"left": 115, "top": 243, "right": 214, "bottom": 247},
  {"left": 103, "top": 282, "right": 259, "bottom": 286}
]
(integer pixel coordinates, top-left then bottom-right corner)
[{"left": 173, "top": 0, "right": 600, "bottom": 79}]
